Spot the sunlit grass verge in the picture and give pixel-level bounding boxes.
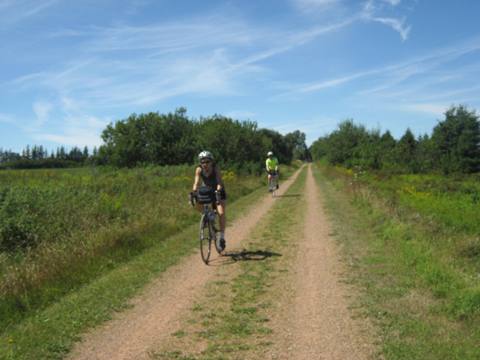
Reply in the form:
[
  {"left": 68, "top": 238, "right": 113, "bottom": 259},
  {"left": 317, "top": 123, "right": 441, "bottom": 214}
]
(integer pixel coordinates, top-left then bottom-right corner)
[
  {"left": 313, "top": 163, "right": 480, "bottom": 360},
  {"left": 152, "top": 166, "right": 307, "bottom": 360},
  {"left": 0, "top": 166, "right": 262, "bottom": 330},
  {"left": 0, "top": 163, "right": 299, "bottom": 360}
]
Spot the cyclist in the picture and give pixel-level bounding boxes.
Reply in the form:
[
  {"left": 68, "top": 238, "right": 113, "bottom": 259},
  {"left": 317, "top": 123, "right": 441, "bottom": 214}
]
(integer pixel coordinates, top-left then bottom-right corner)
[
  {"left": 192, "top": 151, "right": 227, "bottom": 251},
  {"left": 265, "top": 151, "right": 279, "bottom": 191}
]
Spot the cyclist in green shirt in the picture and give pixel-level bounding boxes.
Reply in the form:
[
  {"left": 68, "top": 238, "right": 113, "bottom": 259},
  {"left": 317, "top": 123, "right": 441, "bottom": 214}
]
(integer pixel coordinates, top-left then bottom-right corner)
[{"left": 265, "top": 151, "right": 279, "bottom": 191}]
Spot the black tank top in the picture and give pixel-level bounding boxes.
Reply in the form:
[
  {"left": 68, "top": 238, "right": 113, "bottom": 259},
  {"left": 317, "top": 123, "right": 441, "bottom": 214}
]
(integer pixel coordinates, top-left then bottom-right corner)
[{"left": 198, "top": 164, "right": 218, "bottom": 189}]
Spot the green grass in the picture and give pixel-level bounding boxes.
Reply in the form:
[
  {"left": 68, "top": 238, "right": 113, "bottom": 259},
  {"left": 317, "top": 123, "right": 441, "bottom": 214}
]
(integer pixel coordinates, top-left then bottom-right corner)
[
  {"left": 0, "top": 165, "right": 264, "bottom": 330},
  {"left": 152, "top": 166, "right": 307, "bottom": 360},
  {"left": 0, "top": 163, "right": 301, "bottom": 360},
  {"left": 313, "top": 163, "right": 480, "bottom": 360}
]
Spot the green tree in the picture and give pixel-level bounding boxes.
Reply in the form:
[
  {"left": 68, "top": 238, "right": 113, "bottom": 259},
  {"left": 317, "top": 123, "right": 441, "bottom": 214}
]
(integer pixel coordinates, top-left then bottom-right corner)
[
  {"left": 284, "top": 130, "right": 308, "bottom": 160},
  {"left": 431, "top": 105, "right": 480, "bottom": 173},
  {"left": 394, "top": 128, "right": 418, "bottom": 172}
]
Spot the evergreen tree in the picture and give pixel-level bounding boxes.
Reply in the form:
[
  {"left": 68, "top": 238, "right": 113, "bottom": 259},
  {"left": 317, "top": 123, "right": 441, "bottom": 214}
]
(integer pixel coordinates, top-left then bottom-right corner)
[{"left": 431, "top": 105, "right": 480, "bottom": 173}]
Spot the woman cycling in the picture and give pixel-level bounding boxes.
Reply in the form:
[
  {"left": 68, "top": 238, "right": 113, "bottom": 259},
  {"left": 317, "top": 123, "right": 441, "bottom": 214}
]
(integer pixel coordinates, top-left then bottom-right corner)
[{"left": 192, "top": 151, "right": 227, "bottom": 251}]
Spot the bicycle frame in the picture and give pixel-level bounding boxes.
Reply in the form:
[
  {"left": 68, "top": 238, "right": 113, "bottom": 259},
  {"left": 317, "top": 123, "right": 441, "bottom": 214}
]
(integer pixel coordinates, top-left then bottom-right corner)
[{"left": 268, "top": 172, "right": 279, "bottom": 197}]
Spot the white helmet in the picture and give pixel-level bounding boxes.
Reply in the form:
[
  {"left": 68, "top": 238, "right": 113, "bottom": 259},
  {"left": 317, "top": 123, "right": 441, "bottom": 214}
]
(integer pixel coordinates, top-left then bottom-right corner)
[
  {"left": 267, "top": 151, "right": 273, "bottom": 156},
  {"left": 198, "top": 150, "right": 214, "bottom": 161}
]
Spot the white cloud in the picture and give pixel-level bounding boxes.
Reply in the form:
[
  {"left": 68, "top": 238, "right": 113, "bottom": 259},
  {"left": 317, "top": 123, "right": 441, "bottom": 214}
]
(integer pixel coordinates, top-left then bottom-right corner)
[
  {"left": 272, "top": 117, "right": 338, "bottom": 144},
  {"left": 361, "top": 0, "right": 412, "bottom": 41},
  {"left": 278, "top": 37, "right": 480, "bottom": 98},
  {"left": 33, "top": 114, "right": 108, "bottom": 148},
  {"left": 0, "top": 113, "right": 14, "bottom": 124},
  {"left": 0, "top": 0, "right": 58, "bottom": 26},
  {"left": 10, "top": 13, "right": 356, "bottom": 112},
  {"left": 371, "top": 16, "right": 411, "bottom": 41},
  {"left": 32, "top": 100, "right": 53, "bottom": 127},
  {"left": 382, "top": 0, "right": 401, "bottom": 5},
  {"left": 292, "top": 0, "right": 342, "bottom": 12},
  {"left": 402, "top": 103, "right": 447, "bottom": 116}
]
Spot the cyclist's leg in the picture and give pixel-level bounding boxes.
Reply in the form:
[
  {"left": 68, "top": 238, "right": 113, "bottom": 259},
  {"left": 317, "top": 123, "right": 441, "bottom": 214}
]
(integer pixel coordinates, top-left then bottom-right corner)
[
  {"left": 216, "top": 201, "right": 226, "bottom": 233},
  {"left": 216, "top": 200, "right": 226, "bottom": 250}
]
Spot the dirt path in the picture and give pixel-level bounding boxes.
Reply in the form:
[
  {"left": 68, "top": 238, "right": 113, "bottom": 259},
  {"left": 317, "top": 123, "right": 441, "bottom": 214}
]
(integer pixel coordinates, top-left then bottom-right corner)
[
  {"left": 268, "top": 164, "right": 375, "bottom": 359},
  {"left": 67, "top": 168, "right": 303, "bottom": 360},
  {"left": 68, "top": 164, "right": 376, "bottom": 359}
]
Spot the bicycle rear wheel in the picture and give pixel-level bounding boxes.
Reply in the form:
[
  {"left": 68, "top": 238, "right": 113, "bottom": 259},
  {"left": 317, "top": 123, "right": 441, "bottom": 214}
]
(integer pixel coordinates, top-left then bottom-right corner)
[
  {"left": 199, "top": 214, "right": 212, "bottom": 264},
  {"left": 271, "top": 177, "right": 278, "bottom": 197}
]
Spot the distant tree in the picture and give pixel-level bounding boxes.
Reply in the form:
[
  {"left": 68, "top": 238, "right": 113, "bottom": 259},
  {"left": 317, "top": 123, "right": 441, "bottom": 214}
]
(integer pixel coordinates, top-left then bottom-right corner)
[
  {"left": 416, "top": 134, "right": 435, "bottom": 172},
  {"left": 431, "top": 105, "right": 480, "bottom": 173},
  {"left": 356, "top": 129, "right": 383, "bottom": 170},
  {"left": 378, "top": 130, "right": 396, "bottom": 170},
  {"left": 101, "top": 109, "right": 196, "bottom": 167},
  {"left": 324, "top": 120, "right": 368, "bottom": 167},
  {"left": 394, "top": 128, "right": 418, "bottom": 172},
  {"left": 284, "top": 130, "right": 308, "bottom": 160},
  {"left": 258, "top": 128, "right": 292, "bottom": 164}
]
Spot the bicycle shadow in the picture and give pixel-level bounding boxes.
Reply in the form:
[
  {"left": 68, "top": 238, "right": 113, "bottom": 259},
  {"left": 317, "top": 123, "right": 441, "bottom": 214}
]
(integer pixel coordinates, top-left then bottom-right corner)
[
  {"left": 273, "top": 193, "right": 301, "bottom": 198},
  {"left": 209, "top": 248, "right": 282, "bottom": 265}
]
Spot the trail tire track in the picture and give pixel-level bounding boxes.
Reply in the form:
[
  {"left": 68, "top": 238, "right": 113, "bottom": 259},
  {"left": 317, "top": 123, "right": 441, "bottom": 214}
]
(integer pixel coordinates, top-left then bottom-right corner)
[{"left": 268, "top": 164, "right": 376, "bottom": 359}]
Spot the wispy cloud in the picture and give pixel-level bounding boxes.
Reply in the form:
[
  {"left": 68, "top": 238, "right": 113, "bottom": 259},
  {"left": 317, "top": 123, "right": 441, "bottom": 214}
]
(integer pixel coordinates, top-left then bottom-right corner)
[
  {"left": 278, "top": 37, "right": 480, "bottom": 98},
  {"left": 362, "top": 0, "right": 412, "bottom": 41},
  {"left": 0, "top": 0, "right": 58, "bottom": 26},
  {"left": 11, "top": 12, "right": 355, "bottom": 110},
  {"left": 382, "top": 0, "right": 401, "bottom": 6},
  {"left": 273, "top": 116, "right": 338, "bottom": 144},
  {"left": 370, "top": 16, "right": 411, "bottom": 41},
  {"left": 403, "top": 103, "right": 447, "bottom": 116},
  {"left": 31, "top": 110, "right": 109, "bottom": 148},
  {"left": 0, "top": 113, "right": 15, "bottom": 124},
  {"left": 291, "top": 0, "right": 342, "bottom": 12},
  {"left": 32, "top": 100, "right": 53, "bottom": 128}
]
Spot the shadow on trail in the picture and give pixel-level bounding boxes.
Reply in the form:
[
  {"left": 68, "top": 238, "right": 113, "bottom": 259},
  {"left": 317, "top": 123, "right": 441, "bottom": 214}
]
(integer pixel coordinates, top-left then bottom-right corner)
[
  {"left": 273, "top": 193, "right": 301, "bottom": 198},
  {"left": 208, "top": 249, "right": 282, "bottom": 266}
]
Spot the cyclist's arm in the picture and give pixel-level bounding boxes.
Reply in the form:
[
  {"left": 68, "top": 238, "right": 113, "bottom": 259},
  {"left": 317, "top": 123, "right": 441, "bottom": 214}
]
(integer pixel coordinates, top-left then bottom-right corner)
[
  {"left": 193, "top": 167, "right": 201, "bottom": 192},
  {"left": 215, "top": 167, "right": 223, "bottom": 192}
]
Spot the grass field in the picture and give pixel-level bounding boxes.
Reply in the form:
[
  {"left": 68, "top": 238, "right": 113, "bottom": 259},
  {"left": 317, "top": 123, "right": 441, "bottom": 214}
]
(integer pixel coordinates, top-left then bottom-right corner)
[
  {"left": 0, "top": 163, "right": 299, "bottom": 360},
  {"left": 314, "top": 163, "right": 480, "bottom": 359}
]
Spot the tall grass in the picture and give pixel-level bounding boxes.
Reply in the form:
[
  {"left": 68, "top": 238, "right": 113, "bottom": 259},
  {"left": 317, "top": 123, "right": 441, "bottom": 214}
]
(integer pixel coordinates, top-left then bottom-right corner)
[
  {"left": 0, "top": 165, "right": 263, "bottom": 332},
  {"left": 315, "top": 163, "right": 480, "bottom": 359},
  {"left": 326, "top": 166, "right": 480, "bottom": 315}
]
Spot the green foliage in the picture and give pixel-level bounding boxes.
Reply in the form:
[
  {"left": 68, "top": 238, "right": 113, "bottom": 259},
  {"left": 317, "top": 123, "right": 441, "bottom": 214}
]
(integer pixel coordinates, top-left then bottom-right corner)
[
  {"left": 98, "top": 108, "right": 305, "bottom": 170},
  {"left": 0, "top": 165, "right": 265, "bottom": 333},
  {"left": 310, "top": 105, "right": 480, "bottom": 175},
  {"left": 100, "top": 109, "right": 196, "bottom": 167},
  {"left": 431, "top": 105, "right": 480, "bottom": 174},
  {"left": 315, "top": 163, "right": 480, "bottom": 358},
  {"left": 394, "top": 128, "right": 418, "bottom": 172}
]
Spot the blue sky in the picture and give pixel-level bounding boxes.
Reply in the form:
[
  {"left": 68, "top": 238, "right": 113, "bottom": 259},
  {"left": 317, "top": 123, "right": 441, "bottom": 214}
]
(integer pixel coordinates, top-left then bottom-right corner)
[{"left": 1, "top": 0, "right": 480, "bottom": 152}]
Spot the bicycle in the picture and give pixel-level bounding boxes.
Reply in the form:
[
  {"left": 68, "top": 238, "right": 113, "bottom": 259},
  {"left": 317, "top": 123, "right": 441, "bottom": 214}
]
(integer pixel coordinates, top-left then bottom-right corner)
[
  {"left": 190, "top": 186, "right": 223, "bottom": 265},
  {"left": 267, "top": 171, "right": 279, "bottom": 197}
]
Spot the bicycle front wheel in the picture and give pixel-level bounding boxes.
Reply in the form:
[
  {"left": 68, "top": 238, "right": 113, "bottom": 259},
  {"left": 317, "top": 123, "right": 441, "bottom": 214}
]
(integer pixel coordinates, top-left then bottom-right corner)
[{"left": 199, "top": 214, "right": 212, "bottom": 264}]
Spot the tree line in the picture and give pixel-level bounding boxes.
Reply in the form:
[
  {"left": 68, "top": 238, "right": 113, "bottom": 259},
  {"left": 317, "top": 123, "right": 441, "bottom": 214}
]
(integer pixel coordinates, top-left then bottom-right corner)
[
  {"left": 1, "top": 108, "right": 308, "bottom": 172},
  {"left": 0, "top": 145, "right": 98, "bottom": 169},
  {"left": 310, "top": 105, "right": 480, "bottom": 174},
  {"left": 97, "top": 107, "right": 308, "bottom": 171}
]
